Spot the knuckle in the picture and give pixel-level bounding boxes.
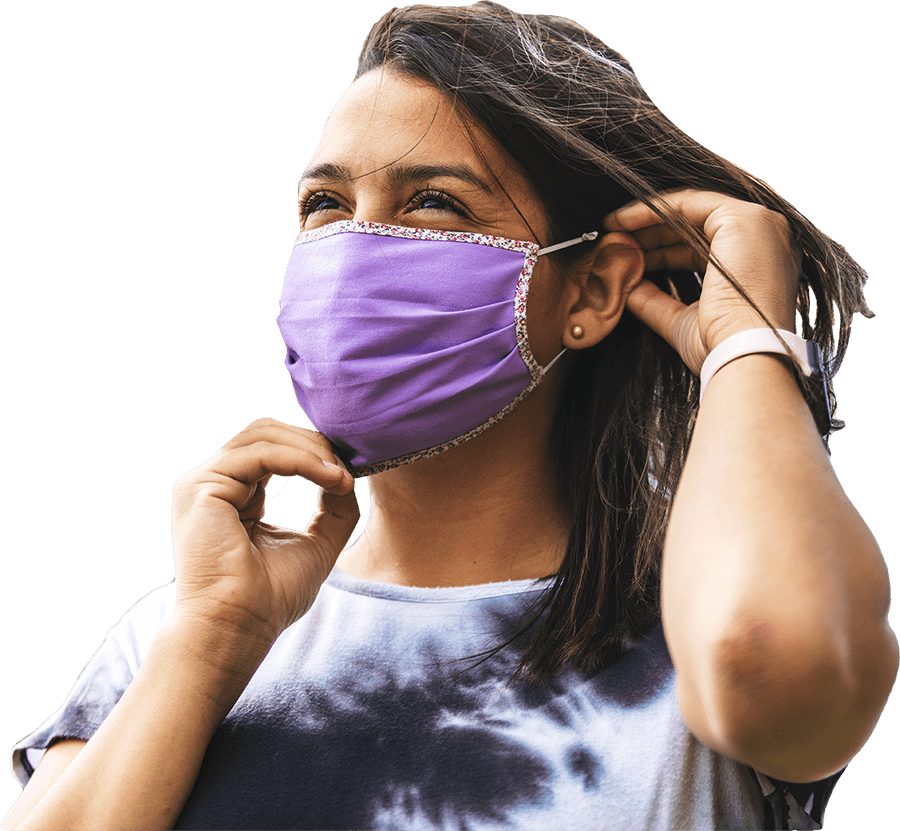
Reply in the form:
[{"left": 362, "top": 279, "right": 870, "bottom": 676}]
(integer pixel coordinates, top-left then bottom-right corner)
[
  {"left": 770, "top": 209, "right": 790, "bottom": 228},
  {"left": 310, "top": 431, "right": 335, "bottom": 451},
  {"left": 249, "top": 439, "right": 281, "bottom": 456},
  {"left": 172, "top": 467, "right": 203, "bottom": 501},
  {"left": 194, "top": 481, "right": 233, "bottom": 503},
  {"left": 744, "top": 201, "right": 767, "bottom": 215},
  {"left": 173, "top": 467, "right": 202, "bottom": 493},
  {"left": 246, "top": 417, "right": 279, "bottom": 431},
  {"left": 228, "top": 418, "right": 280, "bottom": 445},
  {"left": 747, "top": 202, "right": 784, "bottom": 228}
]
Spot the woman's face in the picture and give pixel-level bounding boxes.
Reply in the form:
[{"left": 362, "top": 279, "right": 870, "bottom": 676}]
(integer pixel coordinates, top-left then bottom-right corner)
[{"left": 298, "top": 67, "right": 572, "bottom": 367}]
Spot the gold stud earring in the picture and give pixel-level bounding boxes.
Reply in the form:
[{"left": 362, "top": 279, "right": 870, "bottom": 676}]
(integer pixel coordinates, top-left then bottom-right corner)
[{"left": 571, "top": 325, "right": 585, "bottom": 339}]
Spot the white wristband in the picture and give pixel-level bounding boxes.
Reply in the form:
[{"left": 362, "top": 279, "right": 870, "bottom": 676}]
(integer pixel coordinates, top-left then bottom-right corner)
[{"left": 699, "top": 328, "right": 822, "bottom": 401}]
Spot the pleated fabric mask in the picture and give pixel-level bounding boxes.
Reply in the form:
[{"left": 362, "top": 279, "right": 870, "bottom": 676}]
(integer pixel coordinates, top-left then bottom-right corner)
[{"left": 277, "top": 221, "right": 596, "bottom": 476}]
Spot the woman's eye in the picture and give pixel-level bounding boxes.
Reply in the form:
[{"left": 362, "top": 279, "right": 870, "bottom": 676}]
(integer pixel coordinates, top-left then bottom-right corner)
[
  {"left": 299, "top": 193, "right": 342, "bottom": 216},
  {"left": 410, "top": 189, "right": 466, "bottom": 216}
]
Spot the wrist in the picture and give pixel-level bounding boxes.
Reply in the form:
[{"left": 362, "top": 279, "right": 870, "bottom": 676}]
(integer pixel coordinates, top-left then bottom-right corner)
[
  {"left": 699, "top": 328, "right": 831, "bottom": 435},
  {"left": 160, "top": 610, "right": 276, "bottom": 714},
  {"left": 701, "top": 329, "right": 807, "bottom": 396},
  {"left": 705, "top": 315, "right": 796, "bottom": 354}
]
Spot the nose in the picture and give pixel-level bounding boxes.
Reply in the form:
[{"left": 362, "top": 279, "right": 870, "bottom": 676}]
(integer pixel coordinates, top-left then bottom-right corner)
[{"left": 346, "top": 186, "right": 400, "bottom": 227}]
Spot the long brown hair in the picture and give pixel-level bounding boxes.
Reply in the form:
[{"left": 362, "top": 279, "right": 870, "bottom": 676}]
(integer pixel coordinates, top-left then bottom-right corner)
[{"left": 357, "top": 1, "right": 871, "bottom": 679}]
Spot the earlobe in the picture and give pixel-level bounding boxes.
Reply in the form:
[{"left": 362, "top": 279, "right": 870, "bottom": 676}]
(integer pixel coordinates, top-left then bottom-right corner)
[{"left": 563, "top": 231, "right": 645, "bottom": 349}]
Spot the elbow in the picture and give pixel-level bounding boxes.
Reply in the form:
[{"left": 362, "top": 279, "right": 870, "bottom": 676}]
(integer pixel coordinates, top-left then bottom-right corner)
[{"left": 694, "top": 612, "right": 899, "bottom": 782}]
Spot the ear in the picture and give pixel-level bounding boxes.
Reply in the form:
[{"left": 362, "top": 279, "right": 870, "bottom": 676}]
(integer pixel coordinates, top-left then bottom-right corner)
[{"left": 562, "top": 231, "right": 645, "bottom": 349}]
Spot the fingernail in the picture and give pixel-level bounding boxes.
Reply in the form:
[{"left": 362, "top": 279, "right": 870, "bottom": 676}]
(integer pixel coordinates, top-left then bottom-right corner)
[{"left": 322, "top": 460, "right": 343, "bottom": 473}]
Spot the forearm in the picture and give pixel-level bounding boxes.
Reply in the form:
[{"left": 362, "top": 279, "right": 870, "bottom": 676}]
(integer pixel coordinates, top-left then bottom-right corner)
[
  {"left": 663, "top": 352, "right": 897, "bottom": 778},
  {"left": 16, "top": 614, "right": 273, "bottom": 830}
]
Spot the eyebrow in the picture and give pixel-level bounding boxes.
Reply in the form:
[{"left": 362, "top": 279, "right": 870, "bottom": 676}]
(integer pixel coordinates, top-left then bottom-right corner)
[{"left": 299, "top": 162, "right": 494, "bottom": 193}]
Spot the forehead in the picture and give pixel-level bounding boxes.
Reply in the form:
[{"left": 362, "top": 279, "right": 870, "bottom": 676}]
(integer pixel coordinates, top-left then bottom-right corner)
[{"left": 307, "top": 67, "right": 529, "bottom": 194}]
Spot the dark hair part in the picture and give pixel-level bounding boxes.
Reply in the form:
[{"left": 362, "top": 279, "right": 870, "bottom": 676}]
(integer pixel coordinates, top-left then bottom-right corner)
[{"left": 357, "top": 1, "right": 871, "bottom": 679}]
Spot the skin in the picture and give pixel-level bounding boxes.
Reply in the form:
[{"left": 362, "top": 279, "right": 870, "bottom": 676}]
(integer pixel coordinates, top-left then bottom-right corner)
[{"left": 4, "top": 67, "right": 896, "bottom": 829}]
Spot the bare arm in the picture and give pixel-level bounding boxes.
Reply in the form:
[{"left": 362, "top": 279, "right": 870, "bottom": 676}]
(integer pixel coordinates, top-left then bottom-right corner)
[
  {"left": 3, "top": 420, "right": 358, "bottom": 830},
  {"left": 665, "top": 350, "right": 896, "bottom": 781},
  {"left": 606, "top": 191, "right": 898, "bottom": 782},
  {"left": 4, "top": 617, "right": 271, "bottom": 830},
  {"left": 3, "top": 741, "right": 85, "bottom": 829}
]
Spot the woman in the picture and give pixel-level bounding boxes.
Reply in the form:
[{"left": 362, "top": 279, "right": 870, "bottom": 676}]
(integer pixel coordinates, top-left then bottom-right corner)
[{"left": 4, "top": 2, "right": 896, "bottom": 829}]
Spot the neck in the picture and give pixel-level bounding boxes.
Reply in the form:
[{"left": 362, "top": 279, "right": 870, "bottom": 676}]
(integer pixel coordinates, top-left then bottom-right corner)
[{"left": 336, "top": 387, "right": 569, "bottom": 587}]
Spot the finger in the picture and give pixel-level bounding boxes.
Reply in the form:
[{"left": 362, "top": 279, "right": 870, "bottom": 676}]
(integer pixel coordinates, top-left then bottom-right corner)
[
  {"left": 629, "top": 224, "right": 685, "bottom": 251},
  {"left": 223, "top": 418, "right": 334, "bottom": 456},
  {"left": 305, "top": 489, "right": 361, "bottom": 561},
  {"left": 238, "top": 478, "right": 269, "bottom": 526},
  {"left": 641, "top": 243, "right": 707, "bottom": 273},
  {"left": 320, "top": 452, "right": 356, "bottom": 497},
  {"left": 625, "top": 278, "right": 687, "bottom": 347},
  {"left": 240, "top": 480, "right": 267, "bottom": 516},
  {"left": 218, "top": 421, "right": 352, "bottom": 491},
  {"left": 606, "top": 189, "right": 738, "bottom": 234},
  {"left": 232, "top": 417, "right": 319, "bottom": 438},
  {"left": 208, "top": 442, "right": 348, "bottom": 491}
]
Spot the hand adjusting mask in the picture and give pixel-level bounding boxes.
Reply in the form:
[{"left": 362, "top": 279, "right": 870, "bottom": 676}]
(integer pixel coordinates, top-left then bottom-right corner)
[{"left": 277, "top": 221, "right": 597, "bottom": 476}]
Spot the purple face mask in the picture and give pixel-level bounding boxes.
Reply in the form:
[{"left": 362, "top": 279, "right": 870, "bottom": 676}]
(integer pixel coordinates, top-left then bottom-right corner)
[{"left": 277, "top": 221, "right": 597, "bottom": 476}]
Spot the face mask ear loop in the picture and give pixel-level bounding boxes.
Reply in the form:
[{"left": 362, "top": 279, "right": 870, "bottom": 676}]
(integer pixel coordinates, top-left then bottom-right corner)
[
  {"left": 536, "top": 230, "right": 599, "bottom": 256},
  {"left": 534, "top": 231, "right": 598, "bottom": 375},
  {"left": 539, "top": 347, "right": 567, "bottom": 375}
]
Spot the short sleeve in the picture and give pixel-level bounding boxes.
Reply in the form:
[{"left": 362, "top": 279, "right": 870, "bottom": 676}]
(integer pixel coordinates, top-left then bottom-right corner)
[
  {"left": 10, "top": 583, "right": 175, "bottom": 786},
  {"left": 754, "top": 768, "right": 844, "bottom": 830}
]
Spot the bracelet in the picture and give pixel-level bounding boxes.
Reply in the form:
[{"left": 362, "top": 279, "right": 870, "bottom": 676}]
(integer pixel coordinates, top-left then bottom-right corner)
[{"left": 699, "top": 328, "right": 832, "bottom": 434}]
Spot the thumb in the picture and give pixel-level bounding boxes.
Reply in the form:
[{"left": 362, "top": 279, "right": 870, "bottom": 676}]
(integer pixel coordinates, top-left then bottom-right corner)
[
  {"left": 305, "top": 489, "right": 361, "bottom": 565},
  {"left": 626, "top": 278, "right": 685, "bottom": 345},
  {"left": 626, "top": 279, "right": 705, "bottom": 375}
]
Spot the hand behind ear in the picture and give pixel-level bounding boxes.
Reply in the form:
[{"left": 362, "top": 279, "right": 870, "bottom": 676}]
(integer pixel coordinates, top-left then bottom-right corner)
[
  {"left": 625, "top": 278, "right": 706, "bottom": 374},
  {"left": 604, "top": 189, "right": 800, "bottom": 374}
]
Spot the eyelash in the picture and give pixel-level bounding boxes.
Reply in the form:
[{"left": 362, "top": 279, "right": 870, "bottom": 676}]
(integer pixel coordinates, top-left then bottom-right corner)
[
  {"left": 408, "top": 188, "right": 467, "bottom": 216},
  {"left": 298, "top": 191, "right": 341, "bottom": 217},
  {"left": 298, "top": 188, "right": 468, "bottom": 218}
]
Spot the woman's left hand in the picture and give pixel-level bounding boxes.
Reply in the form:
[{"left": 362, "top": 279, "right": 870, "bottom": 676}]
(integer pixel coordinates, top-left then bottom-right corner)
[{"left": 604, "top": 189, "right": 801, "bottom": 375}]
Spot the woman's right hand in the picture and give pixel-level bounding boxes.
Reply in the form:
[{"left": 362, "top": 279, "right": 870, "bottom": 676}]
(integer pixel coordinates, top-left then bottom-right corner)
[
  {"left": 170, "top": 418, "right": 359, "bottom": 654},
  {"left": 3, "top": 420, "right": 359, "bottom": 831}
]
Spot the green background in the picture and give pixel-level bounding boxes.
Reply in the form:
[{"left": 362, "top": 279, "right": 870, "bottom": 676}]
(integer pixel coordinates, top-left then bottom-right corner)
[{"left": 0, "top": 0, "right": 900, "bottom": 831}]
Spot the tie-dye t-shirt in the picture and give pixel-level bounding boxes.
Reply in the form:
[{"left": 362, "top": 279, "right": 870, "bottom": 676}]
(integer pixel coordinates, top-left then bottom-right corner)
[{"left": 13, "top": 570, "right": 840, "bottom": 829}]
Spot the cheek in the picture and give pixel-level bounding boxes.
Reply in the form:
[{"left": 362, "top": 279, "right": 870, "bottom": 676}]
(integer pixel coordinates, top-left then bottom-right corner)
[{"left": 524, "top": 259, "right": 569, "bottom": 367}]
